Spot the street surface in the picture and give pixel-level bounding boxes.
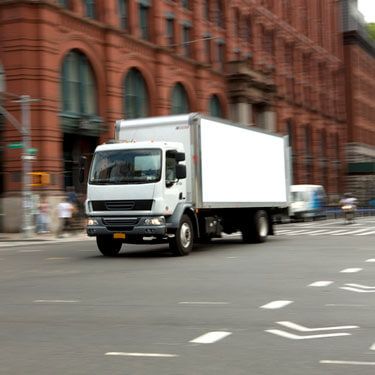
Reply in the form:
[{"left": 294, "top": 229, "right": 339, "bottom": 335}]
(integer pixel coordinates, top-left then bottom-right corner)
[{"left": 1, "top": 218, "right": 375, "bottom": 374}]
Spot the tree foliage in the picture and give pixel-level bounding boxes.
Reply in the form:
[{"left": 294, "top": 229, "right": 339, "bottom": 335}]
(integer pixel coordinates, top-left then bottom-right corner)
[{"left": 367, "top": 23, "right": 375, "bottom": 40}]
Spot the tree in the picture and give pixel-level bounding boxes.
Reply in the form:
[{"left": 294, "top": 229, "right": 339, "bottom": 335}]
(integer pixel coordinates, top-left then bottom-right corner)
[{"left": 367, "top": 23, "right": 375, "bottom": 40}]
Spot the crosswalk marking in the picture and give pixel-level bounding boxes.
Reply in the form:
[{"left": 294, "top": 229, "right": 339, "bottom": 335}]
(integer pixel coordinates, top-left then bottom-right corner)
[{"left": 276, "top": 226, "right": 375, "bottom": 237}]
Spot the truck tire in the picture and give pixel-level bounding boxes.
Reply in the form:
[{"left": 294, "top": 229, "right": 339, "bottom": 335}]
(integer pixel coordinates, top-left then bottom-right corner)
[
  {"left": 169, "top": 214, "right": 194, "bottom": 256},
  {"left": 242, "top": 210, "right": 269, "bottom": 244},
  {"left": 96, "top": 235, "right": 122, "bottom": 257}
]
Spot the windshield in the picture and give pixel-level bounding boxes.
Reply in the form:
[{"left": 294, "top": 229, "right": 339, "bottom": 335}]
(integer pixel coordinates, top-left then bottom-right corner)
[{"left": 89, "top": 149, "right": 162, "bottom": 184}]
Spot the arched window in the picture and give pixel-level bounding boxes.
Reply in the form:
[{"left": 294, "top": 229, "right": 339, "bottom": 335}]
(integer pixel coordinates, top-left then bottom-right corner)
[
  {"left": 171, "top": 83, "right": 189, "bottom": 114},
  {"left": 209, "top": 95, "right": 222, "bottom": 117},
  {"left": 124, "top": 68, "right": 149, "bottom": 119},
  {"left": 61, "top": 50, "right": 97, "bottom": 116}
]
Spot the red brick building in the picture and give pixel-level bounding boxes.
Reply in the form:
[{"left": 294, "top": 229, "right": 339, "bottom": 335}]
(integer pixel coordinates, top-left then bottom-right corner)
[
  {"left": 342, "top": 0, "right": 375, "bottom": 204},
  {"left": 0, "top": 0, "right": 346, "bottom": 231}
]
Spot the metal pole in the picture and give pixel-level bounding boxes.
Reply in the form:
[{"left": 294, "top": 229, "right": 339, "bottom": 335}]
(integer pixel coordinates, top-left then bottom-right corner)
[{"left": 21, "top": 95, "right": 33, "bottom": 237}]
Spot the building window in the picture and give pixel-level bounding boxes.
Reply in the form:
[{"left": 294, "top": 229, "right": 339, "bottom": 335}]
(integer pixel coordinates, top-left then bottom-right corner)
[
  {"left": 124, "top": 68, "right": 149, "bottom": 119},
  {"left": 0, "top": 64, "right": 5, "bottom": 93},
  {"left": 118, "top": 0, "right": 128, "bottom": 30},
  {"left": 139, "top": 2, "right": 150, "bottom": 40},
  {"left": 182, "top": 0, "right": 190, "bottom": 10},
  {"left": 171, "top": 83, "right": 189, "bottom": 114},
  {"left": 58, "top": 0, "right": 69, "bottom": 7},
  {"left": 182, "top": 23, "right": 191, "bottom": 57},
  {"left": 61, "top": 50, "right": 97, "bottom": 116},
  {"left": 209, "top": 95, "right": 222, "bottom": 117},
  {"left": 166, "top": 16, "right": 175, "bottom": 46},
  {"left": 204, "top": 34, "right": 212, "bottom": 63},
  {"left": 203, "top": 1, "right": 209, "bottom": 20},
  {"left": 84, "top": 0, "right": 96, "bottom": 19},
  {"left": 215, "top": 0, "right": 224, "bottom": 27},
  {"left": 216, "top": 41, "right": 225, "bottom": 71}
]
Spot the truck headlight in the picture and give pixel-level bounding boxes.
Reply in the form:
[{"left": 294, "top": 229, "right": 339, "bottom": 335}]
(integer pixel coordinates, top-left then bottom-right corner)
[
  {"left": 87, "top": 218, "right": 99, "bottom": 226},
  {"left": 144, "top": 217, "right": 165, "bottom": 226}
]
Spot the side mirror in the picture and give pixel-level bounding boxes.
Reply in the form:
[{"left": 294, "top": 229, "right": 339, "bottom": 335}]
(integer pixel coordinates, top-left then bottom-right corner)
[
  {"left": 176, "top": 164, "right": 186, "bottom": 179},
  {"left": 175, "top": 152, "right": 185, "bottom": 162}
]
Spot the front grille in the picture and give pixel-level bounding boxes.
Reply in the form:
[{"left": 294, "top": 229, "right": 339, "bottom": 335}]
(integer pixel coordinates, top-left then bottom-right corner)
[
  {"left": 102, "top": 218, "right": 139, "bottom": 226},
  {"left": 92, "top": 200, "right": 153, "bottom": 211}
]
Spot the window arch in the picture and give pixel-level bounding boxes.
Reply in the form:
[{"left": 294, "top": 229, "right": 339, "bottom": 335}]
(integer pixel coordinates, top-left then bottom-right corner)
[
  {"left": 124, "top": 68, "right": 149, "bottom": 119},
  {"left": 61, "top": 50, "right": 97, "bottom": 116},
  {"left": 209, "top": 95, "right": 222, "bottom": 117},
  {"left": 171, "top": 83, "right": 190, "bottom": 114}
]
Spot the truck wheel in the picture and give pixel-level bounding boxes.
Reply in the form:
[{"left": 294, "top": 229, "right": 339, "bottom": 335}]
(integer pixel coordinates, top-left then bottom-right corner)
[
  {"left": 169, "top": 215, "right": 194, "bottom": 256},
  {"left": 242, "top": 210, "right": 269, "bottom": 244},
  {"left": 96, "top": 235, "right": 122, "bottom": 257}
]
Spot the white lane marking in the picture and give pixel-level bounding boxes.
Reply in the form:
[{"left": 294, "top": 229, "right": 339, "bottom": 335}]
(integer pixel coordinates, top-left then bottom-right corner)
[
  {"left": 33, "top": 300, "right": 79, "bottom": 303},
  {"left": 276, "top": 229, "right": 292, "bottom": 234},
  {"left": 322, "top": 230, "right": 348, "bottom": 235},
  {"left": 370, "top": 343, "right": 375, "bottom": 350},
  {"left": 46, "top": 257, "right": 70, "bottom": 260},
  {"left": 105, "top": 352, "right": 178, "bottom": 358},
  {"left": 332, "top": 229, "right": 368, "bottom": 236},
  {"left": 340, "top": 287, "right": 375, "bottom": 293},
  {"left": 357, "top": 231, "right": 375, "bottom": 236},
  {"left": 226, "top": 256, "right": 238, "bottom": 259},
  {"left": 190, "top": 331, "right": 232, "bottom": 344},
  {"left": 366, "top": 258, "right": 375, "bottom": 262},
  {"left": 276, "top": 321, "right": 358, "bottom": 332},
  {"left": 326, "top": 304, "right": 367, "bottom": 307},
  {"left": 345, "top": 283, "right": 375, "bottom": 289},
  {"left": 260, "top": 300, "right": 293, "bottom": 309},
  {"left": 266, "top": 329, "right": 351, "bottom": 340},
  {"left": 307, "top": 230, "right": 329, "bottom": 235},
  {"left": 340, "top": 268, "right": 362, "bottom": 273},
  {"left": 320, "top": 360, "right": 375, "bottom": 366},
  {"left": 288, "top": 230, "right": 313, "bottom": 236},
  {"left": 179, "top": 302, "right": 229, "bottom": 305},
  {"left": 309, "top": 281, "right": 333, "bottom": 287}
]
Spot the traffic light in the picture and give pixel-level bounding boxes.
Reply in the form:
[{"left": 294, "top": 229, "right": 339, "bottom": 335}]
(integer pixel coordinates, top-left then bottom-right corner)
[{"left": 29, "top": 172, "right": 50, "bottom": 187}]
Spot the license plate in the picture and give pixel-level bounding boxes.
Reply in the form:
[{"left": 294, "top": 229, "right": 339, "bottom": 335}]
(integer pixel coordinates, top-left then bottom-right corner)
[{"left": 113, "top": 233, "right": 126, "bottom": 239}]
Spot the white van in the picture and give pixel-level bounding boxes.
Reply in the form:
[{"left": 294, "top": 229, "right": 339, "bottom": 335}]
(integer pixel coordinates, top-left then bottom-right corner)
[{"left": 289, "top": 185, "right": 327, "bottom": 221}]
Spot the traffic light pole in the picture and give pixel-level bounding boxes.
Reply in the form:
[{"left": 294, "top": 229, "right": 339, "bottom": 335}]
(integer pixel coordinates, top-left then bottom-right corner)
[
  {"left": 0, "top": 93, "right": 37, "bottom": 238},
  {"left": 20, "top": 95, "right": 33, "bottom": 238}
]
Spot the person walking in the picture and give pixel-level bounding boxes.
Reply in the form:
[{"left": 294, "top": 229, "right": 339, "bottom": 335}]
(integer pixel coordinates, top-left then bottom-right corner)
[
  {"left": 36, "top": 196, "right": 50, "bottom": 234},
  {"left": 56, "top": 197, "right": 73, "bottom": 238}
]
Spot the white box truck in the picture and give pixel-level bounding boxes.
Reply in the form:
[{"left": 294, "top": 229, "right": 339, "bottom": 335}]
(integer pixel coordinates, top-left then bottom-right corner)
[{"left": 84, "top": 113, "right": 290, "bottom": 256}]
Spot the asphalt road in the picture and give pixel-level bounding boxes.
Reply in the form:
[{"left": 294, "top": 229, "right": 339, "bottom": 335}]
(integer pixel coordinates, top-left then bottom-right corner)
[{"left": 1, "top": 218, "right": 375, "bottom": 374}]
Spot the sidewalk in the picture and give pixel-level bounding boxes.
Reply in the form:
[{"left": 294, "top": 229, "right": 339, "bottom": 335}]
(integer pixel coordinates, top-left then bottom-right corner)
[{"left": 0, "top": 230, "right": 94, "bottom": 248}]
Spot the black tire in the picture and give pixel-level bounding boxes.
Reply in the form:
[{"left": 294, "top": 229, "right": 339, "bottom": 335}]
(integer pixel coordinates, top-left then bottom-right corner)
[
  {"left": 96, "top": 235, "right": 122, "bottom": 257},
  {"left": 242, "top": 210, "right": 269, "bottom": 244},
  {"left": 169, "top": 215, "right": 194, "bottom": 256}
]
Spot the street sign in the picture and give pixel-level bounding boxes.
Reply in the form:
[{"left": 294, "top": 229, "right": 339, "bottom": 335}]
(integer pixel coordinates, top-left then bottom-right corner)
[
  {"left": 21, "top": 155, "right": 36, "bottom": 160},
  {"left": 27, "top": 147, "right": 38, "bottom": 155},
  {"left": 8, "top": 142, "right": 23, "bottom": 149}
]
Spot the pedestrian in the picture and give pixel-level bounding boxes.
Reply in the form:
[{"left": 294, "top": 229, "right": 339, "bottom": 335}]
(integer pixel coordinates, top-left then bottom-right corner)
[
  {"left": 36, "top": 196, "right": 50, "bottom": 234},
  {"left": 56, "top": 196, "right": 73, "bottom": 238}
]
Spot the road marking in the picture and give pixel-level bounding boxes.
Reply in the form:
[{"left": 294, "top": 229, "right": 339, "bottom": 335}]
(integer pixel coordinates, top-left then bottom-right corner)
[
  {"left": 307, "top": 230, "right": 329, "bottom": 235},
  {"left": 179, "top": 302, "right": 229, "bottom": 305},
  {"left": 33, "top": 300, "right": 79, "bottom": 303},
  {"left": 340, "top": 268, "right": 362, "bottom": 273},
  {"left": 276, "top": 321, "right": 358, "bottom": 332},
  {"left": 345, "top": 283, "right": 375, "bottom": 289},
  {"left": 226, "top": 256, "right": 238, "bottom": 259},
  {"left": 322, "top": 230, "right": 348, "bottom": 235},
  {"left": 18, "top": 249, "right": 41, "bottom": 253},
  {"left": 320, "top": 360, "right": 375, "bottom": 366},
  {"left": 46, "top": 257, "right": 70, "bottom": 260},
  {"left": 260, "top": 300, "right": 293, "bottom": 309},
  {"left": 190, "top": 331, "right": 232, "bottom": 344},
  {"left": 357, "top": 231, "right": 375, "bottom": 236},
  {"left": 332, "top": 228, "right": 368, "bottom": 236},
  {"left": 105, "top": 352, "right": 178, "bottom": 358},
  {"left": 370, "top": 343, "right": 375, "bottom": 350},
  {"left": 366, "top": 258, "right": 375, "bottom": 262},
  {"left": 326, "top": 304, "right": 367, "bottom": 307},
  {"left": 340, "top": 286, "right": 375, "bottom": 293},
  {"left": 309, "top": 281, "right": 333, "bottom": 287},
  {"left": 266, "top": 329, "right": 351, "bottom": 340},
  {"left": 288, "top": 230, "right": 312, "bottom": 236}
]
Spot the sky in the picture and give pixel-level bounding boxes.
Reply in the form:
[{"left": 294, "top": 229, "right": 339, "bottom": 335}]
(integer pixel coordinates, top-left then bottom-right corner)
[{"left": 357, "top": 0, "right": 375, "bottom": 23}]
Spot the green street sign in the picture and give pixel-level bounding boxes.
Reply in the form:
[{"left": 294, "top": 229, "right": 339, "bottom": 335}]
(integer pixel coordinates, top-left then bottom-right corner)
[
  {"left": 8, "top": 142, "right": 23, "bottom": 149},
  {"left": 27, "top": 148, "right": 38, "bottom": 155}
]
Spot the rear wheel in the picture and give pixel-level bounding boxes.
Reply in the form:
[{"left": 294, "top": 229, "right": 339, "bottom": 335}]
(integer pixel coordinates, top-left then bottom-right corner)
[
  {"left": 169, "top": 215, "right": 194, "bottom": 256},
  {"left": 242, "top": 210, "right": 269, "bottom": 243},
  {"left": 96, "top": 235, "right": 122, "bottom": 257}
]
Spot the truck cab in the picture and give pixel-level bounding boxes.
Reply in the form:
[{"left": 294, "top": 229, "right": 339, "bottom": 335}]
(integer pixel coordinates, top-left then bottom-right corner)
[{"left": 86, "top": 141, "right": 189, "bottom": 256}]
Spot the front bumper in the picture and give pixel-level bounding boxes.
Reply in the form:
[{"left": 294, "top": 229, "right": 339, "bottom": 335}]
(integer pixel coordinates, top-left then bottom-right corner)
[{"left": 86, "top": 216, "right": 167, "bottom": 237}]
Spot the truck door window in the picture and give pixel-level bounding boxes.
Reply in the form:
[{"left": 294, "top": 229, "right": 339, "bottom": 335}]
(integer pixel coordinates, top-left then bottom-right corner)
[{"left": 166, "top": 151, "right": 177, "bottom": 187}]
